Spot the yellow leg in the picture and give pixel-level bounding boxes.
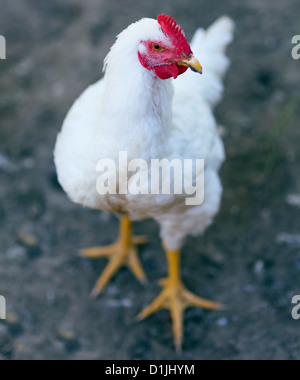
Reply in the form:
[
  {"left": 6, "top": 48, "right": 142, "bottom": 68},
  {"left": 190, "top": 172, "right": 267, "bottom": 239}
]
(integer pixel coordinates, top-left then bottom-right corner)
[
  {"left": 138, "top": 248, "right": 224, "bottom": 352},
  {"left": 80, "top": 217, "right": 147, "bottom": 298}
]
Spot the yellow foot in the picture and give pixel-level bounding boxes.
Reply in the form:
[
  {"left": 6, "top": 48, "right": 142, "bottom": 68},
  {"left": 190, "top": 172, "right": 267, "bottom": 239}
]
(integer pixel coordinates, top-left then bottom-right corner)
[
  {"left": 80, "top": 217, "right": 147, "bottom": 298},
  {"left": 137, "top": 278, "right": 224, "bottom": 352}
]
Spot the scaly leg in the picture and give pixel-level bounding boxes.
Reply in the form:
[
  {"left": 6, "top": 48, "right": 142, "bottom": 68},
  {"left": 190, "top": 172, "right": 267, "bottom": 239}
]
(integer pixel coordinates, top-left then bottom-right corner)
[
  {"left": 137, "top": 248, "right": 224, "bottom": 352},
  {"left": 80, "top": 217, "right": 147, "bottom": 298}
]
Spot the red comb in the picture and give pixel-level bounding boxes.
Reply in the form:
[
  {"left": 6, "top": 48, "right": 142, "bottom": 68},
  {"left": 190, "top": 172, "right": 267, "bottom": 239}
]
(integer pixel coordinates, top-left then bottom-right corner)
[{"left": 157, "top": 15, "right": 192, "bottom": 55}]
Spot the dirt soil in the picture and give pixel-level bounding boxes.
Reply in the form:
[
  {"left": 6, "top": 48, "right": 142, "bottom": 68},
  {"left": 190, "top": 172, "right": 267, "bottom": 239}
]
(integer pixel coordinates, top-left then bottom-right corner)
[{"left": 0, "top": 0, "right": 300, "bottom": 360}]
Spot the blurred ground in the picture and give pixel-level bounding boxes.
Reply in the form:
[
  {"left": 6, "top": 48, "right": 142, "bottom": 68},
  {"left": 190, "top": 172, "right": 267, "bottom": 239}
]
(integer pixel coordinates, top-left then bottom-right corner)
[{"left": 0, "top": 0, "right": 300, "bottom": 360}]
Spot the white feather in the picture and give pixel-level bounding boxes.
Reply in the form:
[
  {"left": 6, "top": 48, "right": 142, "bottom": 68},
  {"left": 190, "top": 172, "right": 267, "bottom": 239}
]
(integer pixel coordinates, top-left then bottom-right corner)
[{"left": 54, "top": 16, "right": 234, "bottom": 251}]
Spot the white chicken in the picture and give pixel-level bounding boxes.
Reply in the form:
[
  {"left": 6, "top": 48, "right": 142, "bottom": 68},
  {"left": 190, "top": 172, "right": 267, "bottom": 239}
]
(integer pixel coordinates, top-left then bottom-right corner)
[{"left": 55, "top": 14, "right": 234, "bottom": 350}]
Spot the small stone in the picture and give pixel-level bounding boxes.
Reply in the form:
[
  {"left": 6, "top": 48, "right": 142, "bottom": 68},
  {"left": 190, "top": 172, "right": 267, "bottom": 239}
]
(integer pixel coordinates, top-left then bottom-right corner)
[
  {"left": 57, "top": 329, "right": 76, "bottom": 341},
  {"left": 286, "top": 194, "right": 300, "bottom": 208},
  {"left": 6, "top": 246, "right": 27, "bottom": 264},
  {"left": 121, "top": 298, "right": 133, "bottom": 308},
  {"left": 254, "top": 260, "right": 265, "bottom": 275},
  {"left": 0, "top": 154, "right": 16, "bottom": 173},
  {"left": 217, "top": 317, "right": 228, "bottom": 327},
  {"left": 18, "top": 232, "right": 38, "bottom": 247},
  {"left": 17, "top": 231, "right": 42, "bottom": 259},
  {"left": 57, "top": 328, "right": 80, "bottom": 352},
  {"left": 276, "top": 233, "right": 300, "bottom": 246}
]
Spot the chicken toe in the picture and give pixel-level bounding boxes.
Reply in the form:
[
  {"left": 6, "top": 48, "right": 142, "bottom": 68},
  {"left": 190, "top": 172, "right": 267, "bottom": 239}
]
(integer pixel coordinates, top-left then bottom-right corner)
[{"left": 80, "top": 217, "right": 147, "bottom": 298}]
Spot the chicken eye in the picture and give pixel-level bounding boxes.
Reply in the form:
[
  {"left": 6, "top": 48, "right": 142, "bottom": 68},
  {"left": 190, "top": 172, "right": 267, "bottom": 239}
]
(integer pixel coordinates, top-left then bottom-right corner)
[{"left": 153, "top": 43, "right": 163, "bottom": 51}]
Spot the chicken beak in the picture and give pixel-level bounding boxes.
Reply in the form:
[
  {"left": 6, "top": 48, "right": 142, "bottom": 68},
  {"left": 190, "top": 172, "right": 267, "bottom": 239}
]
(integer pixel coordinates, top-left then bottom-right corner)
[{"left": 176, "top": 55, "right": 203, "bottom": 74}]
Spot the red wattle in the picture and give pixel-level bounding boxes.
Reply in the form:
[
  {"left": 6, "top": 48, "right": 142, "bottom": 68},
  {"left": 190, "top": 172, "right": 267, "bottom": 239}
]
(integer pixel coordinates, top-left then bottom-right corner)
[
  {"left": 177, "top": 65, "right": 188, "bottom": 75},
  {"left": 155, "top": 64, "right": 180, "bottom": 80}
]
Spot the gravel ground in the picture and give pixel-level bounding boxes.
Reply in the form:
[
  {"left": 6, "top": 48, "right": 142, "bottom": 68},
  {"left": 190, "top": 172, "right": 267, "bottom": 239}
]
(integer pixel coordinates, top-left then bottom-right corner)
[{"left": 0, "top": 0, "right": 300, "bottom": 360}]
